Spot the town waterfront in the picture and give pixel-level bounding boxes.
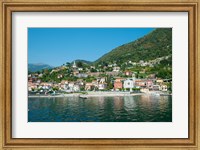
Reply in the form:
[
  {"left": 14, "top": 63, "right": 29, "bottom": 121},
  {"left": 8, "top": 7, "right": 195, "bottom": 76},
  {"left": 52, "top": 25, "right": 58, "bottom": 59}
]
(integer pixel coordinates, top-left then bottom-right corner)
[
  {"left": 28, "top": 95, "right": 172, "bottom": 122},
  {"left": 28, "top": 28, "right": 172, "bottom": 122}
]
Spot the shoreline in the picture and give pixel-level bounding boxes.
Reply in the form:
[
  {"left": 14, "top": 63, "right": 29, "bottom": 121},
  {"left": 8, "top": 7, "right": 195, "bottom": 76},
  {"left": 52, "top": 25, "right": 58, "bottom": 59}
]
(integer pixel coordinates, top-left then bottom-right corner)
[
  {"left": 28, "top": 92, "right": 143, "bottom": 98},
  {"left": 28, "top": 91, "right": 171, "bottom": 98}
]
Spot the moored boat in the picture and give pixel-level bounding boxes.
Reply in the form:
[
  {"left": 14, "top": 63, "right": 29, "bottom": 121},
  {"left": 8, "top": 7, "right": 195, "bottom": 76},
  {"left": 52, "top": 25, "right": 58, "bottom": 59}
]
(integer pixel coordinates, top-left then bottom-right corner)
[{"left": 79, "top": 95, "right": 88, "bottom": 99}]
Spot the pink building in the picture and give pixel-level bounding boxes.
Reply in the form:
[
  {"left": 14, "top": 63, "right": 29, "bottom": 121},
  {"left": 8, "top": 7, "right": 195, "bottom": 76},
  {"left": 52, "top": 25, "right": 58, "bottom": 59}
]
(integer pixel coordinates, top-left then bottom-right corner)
[
  {"left": 146, "top": 80, "right": 154, "bottom": 88},
  {"left": 124, "top": 70, "right": 132, "bottom": 76},
  {"left": 114, "top": 78, "right": 123, "bottom": 90}
]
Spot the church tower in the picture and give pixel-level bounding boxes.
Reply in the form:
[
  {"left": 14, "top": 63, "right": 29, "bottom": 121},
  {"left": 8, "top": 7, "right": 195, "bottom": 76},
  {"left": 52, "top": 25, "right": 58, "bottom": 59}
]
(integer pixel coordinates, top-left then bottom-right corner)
[
  {"left": 132, "top": 73, "right": 136, "bottom": 87},
  {"left": 72, "top": 61, "right": 77, "bottom": 68}
]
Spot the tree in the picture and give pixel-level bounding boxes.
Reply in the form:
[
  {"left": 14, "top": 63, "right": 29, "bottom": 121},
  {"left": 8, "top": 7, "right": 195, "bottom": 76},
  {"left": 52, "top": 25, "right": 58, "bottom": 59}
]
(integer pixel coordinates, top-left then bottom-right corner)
[
  {"left": 77, "top": 61, "right": 83, "bottom": 68},
  {"left": 90, "top": 68, "right": 97, "bottom": 72},
  {"left": 66, "top": 62, "right": 71, "bottom": 66},
  {"left": 52, "top": 87, "right": 59, "bottom": 91}
]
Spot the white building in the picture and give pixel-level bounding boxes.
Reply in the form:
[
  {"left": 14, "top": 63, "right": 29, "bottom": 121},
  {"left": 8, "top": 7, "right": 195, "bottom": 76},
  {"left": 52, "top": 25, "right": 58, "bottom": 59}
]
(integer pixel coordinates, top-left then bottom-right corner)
[
  {"left": 73, "top": 85, "right": 80, "bottom": 92},
  {"left": 68, "top": 82, "right": 74, "bottom": 91},
  {"left": 161, "top": 85, "right": 168, "bottom": 91},
  {"left": 38, "top": 73, "right": 43, "bottom": 77},
  {"left": 78, "top": 68, "right": 83, "bottom": 71},
  {"left": 98, "top": 83, "right": 107, "bottom": 90},
  {"left": 99, "top": 77, "right": 106, "bottom": 83},
  {"left": 76, "top": 73, "right": 88, "bottom": 78},
  {"left": 113, "top": 66, "right": 120, "bottom": 72},
  {"left": 152, "top": 85, "right": 161, "bottom": 91},
  {"left": 123, "top": 79, "right": 135, "bottom": 92},
  {"left": 108, "top": 64, "right": 113, "bottom": 67}
]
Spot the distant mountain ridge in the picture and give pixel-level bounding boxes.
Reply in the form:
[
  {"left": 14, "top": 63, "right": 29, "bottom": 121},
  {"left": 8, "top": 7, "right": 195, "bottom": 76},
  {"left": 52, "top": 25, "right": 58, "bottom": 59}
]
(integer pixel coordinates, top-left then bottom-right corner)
[
  {"left": 28, "top": 63, "right": 53, "bottom": 72},
  {"left": 71, "top": 59, "right": 92, "bottom": 65},
  {"left": 95, "top": 28, "right": 172, "bottom": 64}
]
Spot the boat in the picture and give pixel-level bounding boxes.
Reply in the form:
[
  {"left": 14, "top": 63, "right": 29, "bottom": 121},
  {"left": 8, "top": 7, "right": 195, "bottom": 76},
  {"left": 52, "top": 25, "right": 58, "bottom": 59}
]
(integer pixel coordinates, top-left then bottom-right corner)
[{"left": 79, "top": 95, "right": 88, "bottom": 99}]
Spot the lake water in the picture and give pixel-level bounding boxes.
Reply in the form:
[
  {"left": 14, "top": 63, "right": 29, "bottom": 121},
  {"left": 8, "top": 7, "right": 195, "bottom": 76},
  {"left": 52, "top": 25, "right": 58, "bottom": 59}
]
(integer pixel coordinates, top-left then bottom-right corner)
[{"left": 28, "top": 95, "right": 172, "bottom": 122}]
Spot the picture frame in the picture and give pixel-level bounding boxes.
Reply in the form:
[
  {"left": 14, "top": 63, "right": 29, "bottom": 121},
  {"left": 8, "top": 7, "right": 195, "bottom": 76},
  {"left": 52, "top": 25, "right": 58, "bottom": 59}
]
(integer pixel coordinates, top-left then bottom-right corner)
[{"left": 0, "top": 0, "right": 199, "bottom": 149}]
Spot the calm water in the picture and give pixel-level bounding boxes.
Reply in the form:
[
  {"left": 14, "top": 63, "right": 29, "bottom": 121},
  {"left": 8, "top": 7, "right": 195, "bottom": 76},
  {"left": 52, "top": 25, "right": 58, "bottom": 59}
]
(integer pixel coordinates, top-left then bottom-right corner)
[{"left": 28, "top": 95, "right": 172, "bottom": 122}]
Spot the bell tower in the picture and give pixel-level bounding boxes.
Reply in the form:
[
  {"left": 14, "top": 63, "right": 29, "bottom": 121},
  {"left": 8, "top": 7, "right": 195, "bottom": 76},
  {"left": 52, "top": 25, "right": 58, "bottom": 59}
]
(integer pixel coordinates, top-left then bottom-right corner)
[
  {"left": 72, "top": 61, "right": 77, "bottom": 68},
  {"left": 132, "top": 73, "right": 136, "bottom": 87}
]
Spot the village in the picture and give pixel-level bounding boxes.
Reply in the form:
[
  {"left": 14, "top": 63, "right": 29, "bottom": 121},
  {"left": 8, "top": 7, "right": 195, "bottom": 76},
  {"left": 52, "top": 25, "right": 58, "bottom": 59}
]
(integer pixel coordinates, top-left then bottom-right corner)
[
  {"left": 28, "top": 55, "right": 172, "bottom": 97},
  {"left": 27, "top": 28, "right": 173, "bottom": 123}
]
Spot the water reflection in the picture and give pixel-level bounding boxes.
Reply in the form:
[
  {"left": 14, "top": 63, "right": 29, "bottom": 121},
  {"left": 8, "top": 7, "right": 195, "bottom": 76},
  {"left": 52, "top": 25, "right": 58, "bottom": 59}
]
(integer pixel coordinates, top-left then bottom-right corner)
[
  {"left": 28, "top": 95, "right": 172, "bottom": 122},
  {"left": 124, "top": 96, "right": 136, "bottom": 109},
  {"left": 113, "top": 97, "right": 124, "bottom": 110}
]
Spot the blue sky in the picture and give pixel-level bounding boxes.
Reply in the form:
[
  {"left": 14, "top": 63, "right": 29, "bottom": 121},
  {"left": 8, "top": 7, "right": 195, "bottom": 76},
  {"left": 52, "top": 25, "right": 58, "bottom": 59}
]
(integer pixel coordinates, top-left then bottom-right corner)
[{"left": 28, "top": 28, "right": 155, "bottom": 67}]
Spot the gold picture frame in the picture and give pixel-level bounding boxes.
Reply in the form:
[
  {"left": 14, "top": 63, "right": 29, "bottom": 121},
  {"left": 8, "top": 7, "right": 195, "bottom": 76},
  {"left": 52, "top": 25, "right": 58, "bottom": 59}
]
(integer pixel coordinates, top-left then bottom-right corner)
[{"left": 0, "top": 0, "right": 199, "bottom": 149}]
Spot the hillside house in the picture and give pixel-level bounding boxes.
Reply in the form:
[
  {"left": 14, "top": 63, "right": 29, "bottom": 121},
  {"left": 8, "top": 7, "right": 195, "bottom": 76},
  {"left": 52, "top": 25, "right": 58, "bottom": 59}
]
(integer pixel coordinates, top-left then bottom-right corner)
[
  {"left": 113, "top": 66, "right": 120, "bottom": 72},
  {"left": 76, "top": 73, "right": 88, "bottom": 78},
  {"left": 124, "top": 70, "right": 132, "bottom": 76}
]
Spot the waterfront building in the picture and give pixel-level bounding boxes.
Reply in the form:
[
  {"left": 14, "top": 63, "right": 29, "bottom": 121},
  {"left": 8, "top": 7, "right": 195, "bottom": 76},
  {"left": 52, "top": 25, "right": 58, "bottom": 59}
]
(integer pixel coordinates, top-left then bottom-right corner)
[
  {"left": 68, "top": 82, "right": 75, "bottom": 91},
  {"left": 135, "top": 79, "right": 146, "bottom": 88},
  {"left": 92, "top": 80, "right": 98, "bottom": 87},
  {"left": 114, "top": 78, "right": 123, "bottom": 90},
  {"left": 123, "top": 79, "right": 134, "bottom": 91},
  {"left": 60, "top": 81, "right": 69, "bottom": 90},
  {"left": 152, "top": 85, "right": 160, "bottom": 91},
  {"left": 40, "top": 82, "right": 51, "bottom": 90},
  {"left": 85, "top": 83, "right": 94, "bottom": 91},
  {"left": 161, "top": 85, "right": 168, "bottom": 91},
  {"left": 73, "top": 85, "right": 80, "bottom": 92},
  {"left": 96, "top": 77, "right": 107, "bottom": 90},
  {"left": 98, "top": 83, "right": 107, "bottom": 90},
  {"left": 146, "top": 80, "right": 154, "bottom": 89},
  {"left": 28, "top": 82, "right": 38, "bottom": 91}
]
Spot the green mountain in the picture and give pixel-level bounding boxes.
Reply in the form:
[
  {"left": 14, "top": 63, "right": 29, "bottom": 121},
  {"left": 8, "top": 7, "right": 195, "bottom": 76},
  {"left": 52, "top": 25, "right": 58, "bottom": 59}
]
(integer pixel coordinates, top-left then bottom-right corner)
[
  {"left": 28, "top": 63, "right": 53, "bottom": 72},
  {"left": 95, "top": 28, "right": 172, "bottom": 64}
]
